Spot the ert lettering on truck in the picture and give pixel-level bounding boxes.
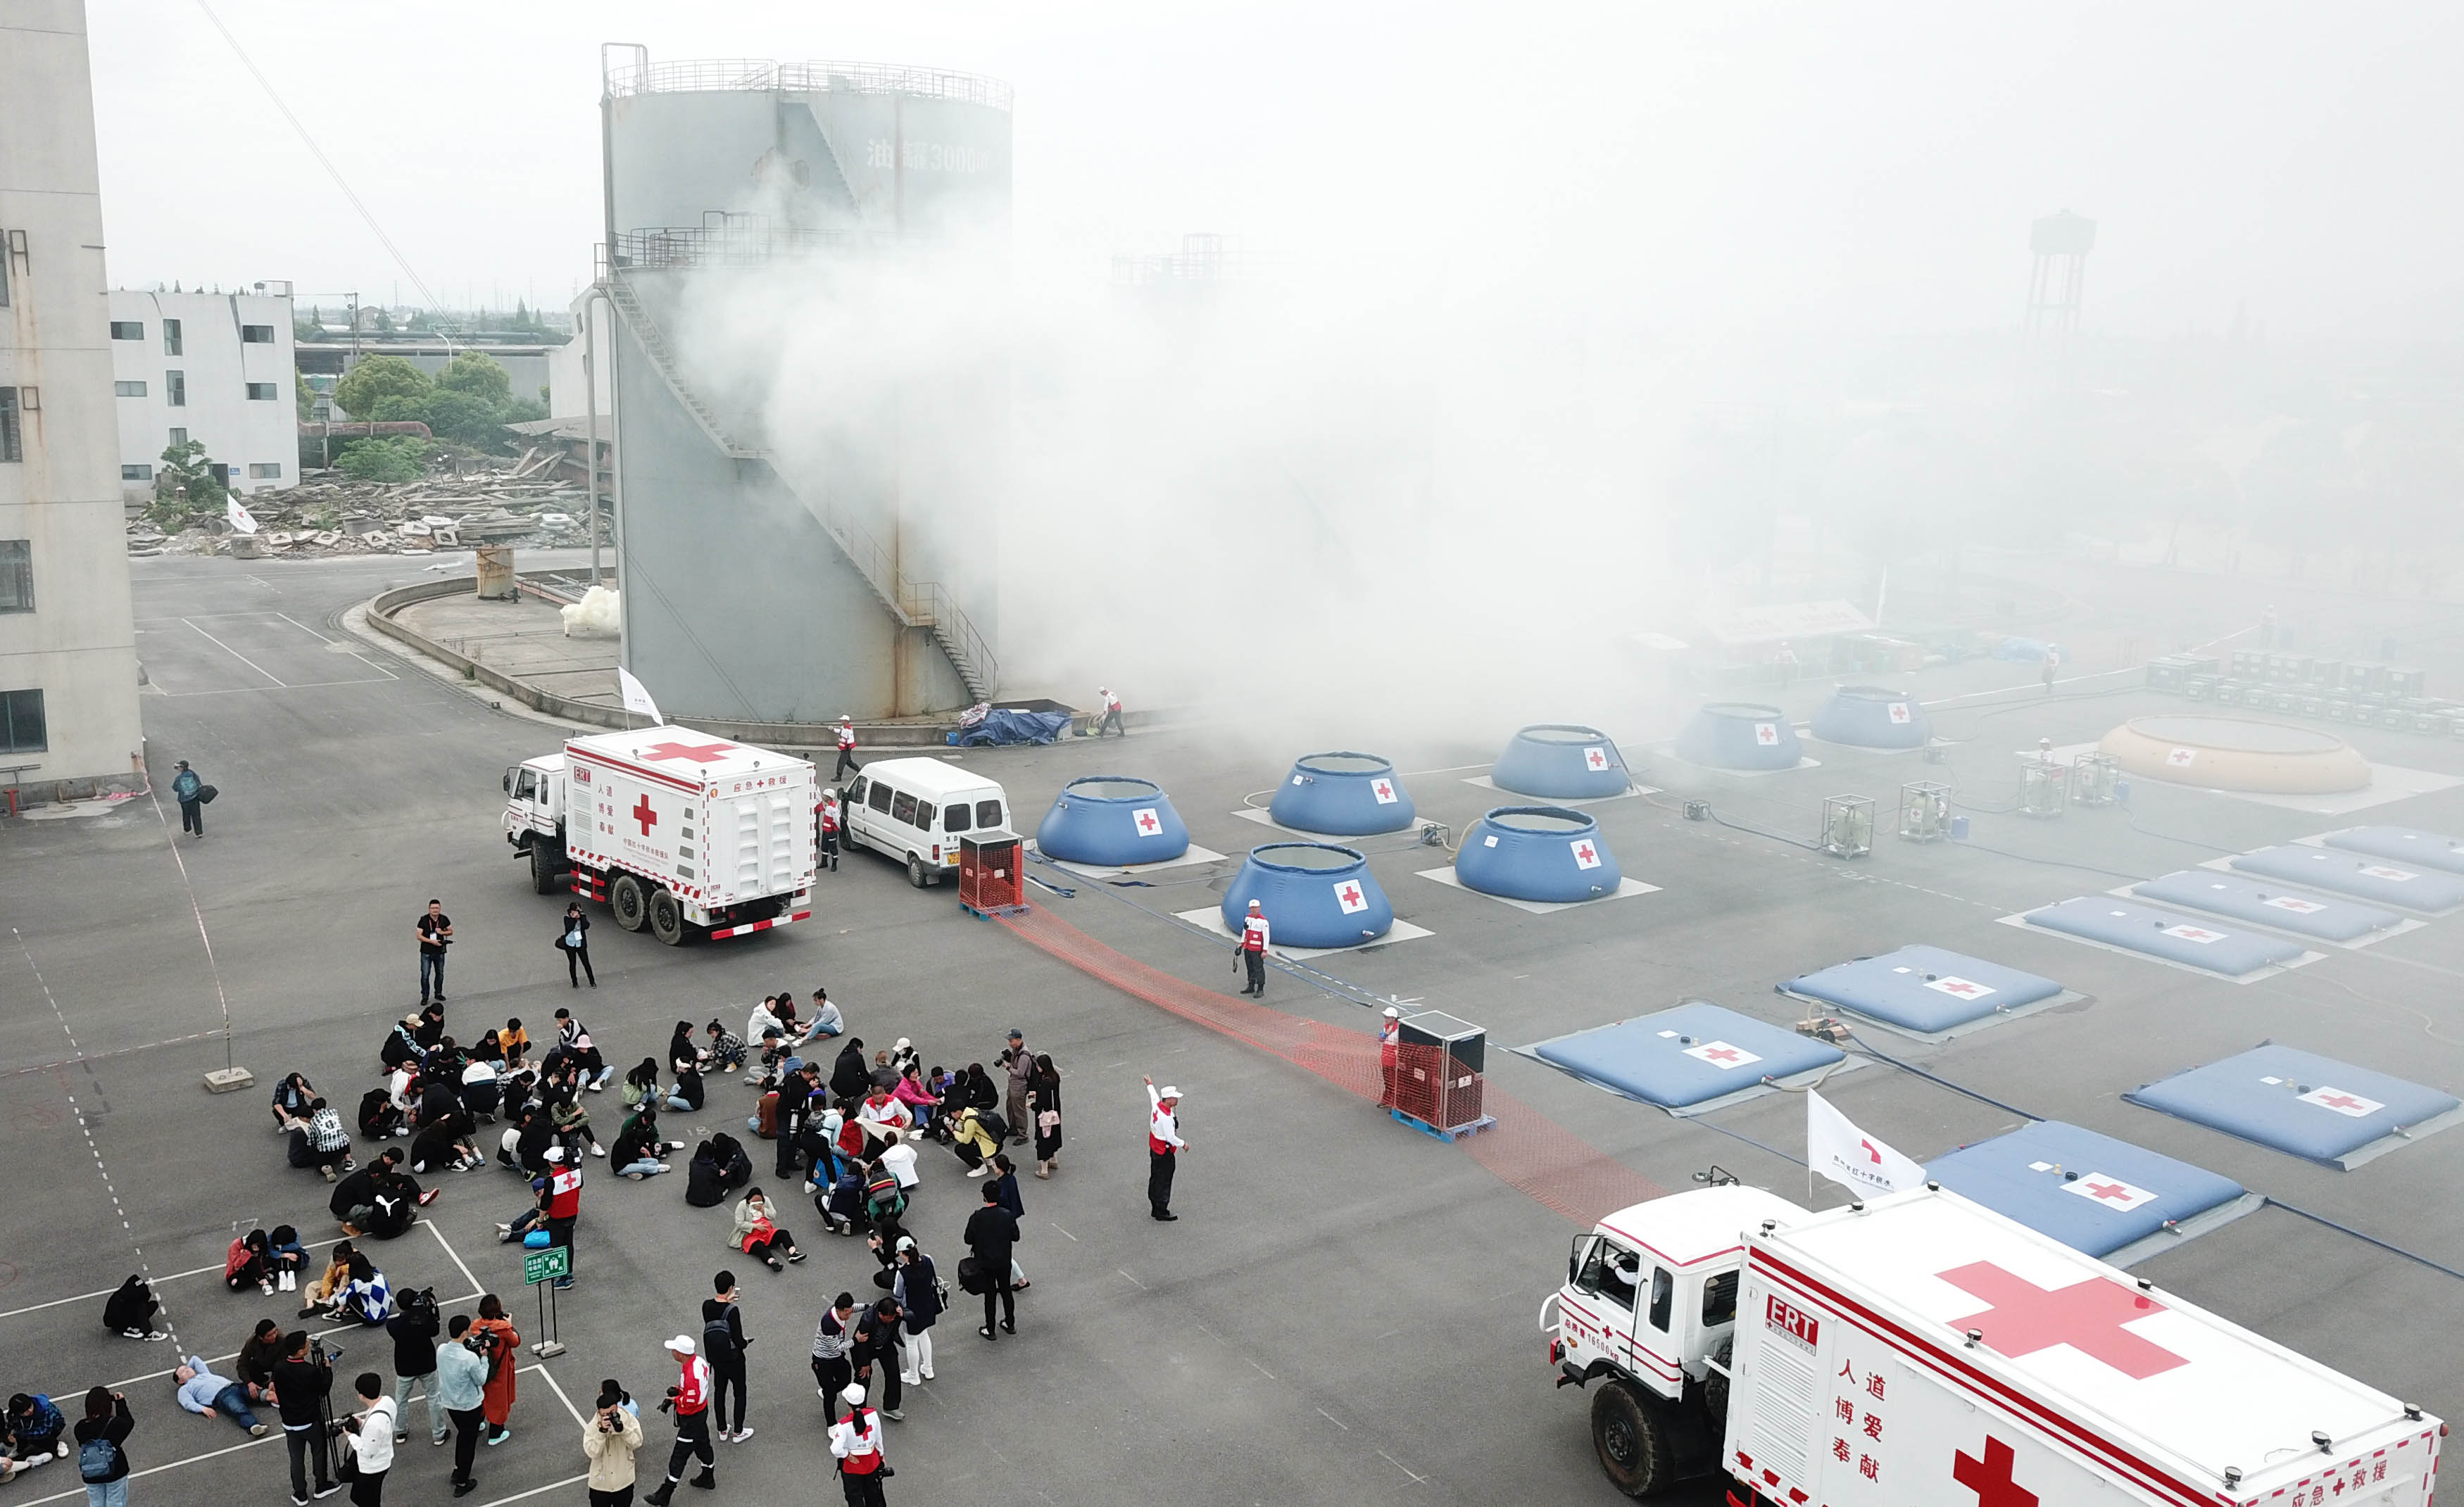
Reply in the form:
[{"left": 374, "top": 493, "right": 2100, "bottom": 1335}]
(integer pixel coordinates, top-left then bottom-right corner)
[{"left": 1766, "top": 1294, "right": 1820, "bottom": 1353}]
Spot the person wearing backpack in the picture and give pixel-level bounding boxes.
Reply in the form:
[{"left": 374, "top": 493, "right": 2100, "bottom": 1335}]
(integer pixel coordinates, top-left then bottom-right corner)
[
  {"left": 889, "top": 1240, "right": 941, "bottom": 1385},
  {"left": 71, "top": 1388, "right": 133, "bottom": 1507},
  {"left": 170, "top": 759, "right": 208, "bottom": 838},
  {"left": 700, "top": 1273, "right": 752, "bottom": 1444}
]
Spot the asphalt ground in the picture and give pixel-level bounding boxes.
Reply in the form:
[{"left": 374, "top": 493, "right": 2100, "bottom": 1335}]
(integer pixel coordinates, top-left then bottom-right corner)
[{"left": 4, "top": 548, "right": 2463, "bottom": 1507}]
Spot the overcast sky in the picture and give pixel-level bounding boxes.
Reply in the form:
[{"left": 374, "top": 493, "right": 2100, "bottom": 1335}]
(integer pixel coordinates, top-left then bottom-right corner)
[{"left": 85, "top": 1, "right": 2464, "bottom": 339}]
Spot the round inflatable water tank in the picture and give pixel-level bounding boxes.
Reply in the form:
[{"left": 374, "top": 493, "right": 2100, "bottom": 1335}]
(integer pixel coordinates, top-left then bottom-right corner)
[
  {"left": 1456, "top": 806, "right": 1621, "bottom": 902},
  {"left": 1034, "top": 776, "right": 1190, "bottom": 866},
  {"left": 1491, "top": 724, "right": 1633, "bottom": 800},
  {"left": 1267, "top": 752, "right": 1414, "bottom": 835},
  {"left": 1220, "top": 843, "right": 1393, "bottom": 947},
  {"left": 1674, "top": 702, "right": 1802, "bottom": 771},
  {"left": 2098, "top": 716, "right": 2370, "bottom": 794},
  {"left": 1810, "top": 686, "right": 1929, "bottom": 750}
]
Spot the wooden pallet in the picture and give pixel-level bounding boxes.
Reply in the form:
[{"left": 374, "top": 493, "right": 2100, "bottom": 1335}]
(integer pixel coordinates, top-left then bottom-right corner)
[{"left": 1389, "top": 1107, "right": 1496, "bottom": 1142}]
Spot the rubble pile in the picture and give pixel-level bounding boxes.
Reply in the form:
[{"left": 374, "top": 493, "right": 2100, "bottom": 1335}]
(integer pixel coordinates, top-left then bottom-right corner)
[{"left": 127, "top": 447, "right": 601, "bottom": 560}]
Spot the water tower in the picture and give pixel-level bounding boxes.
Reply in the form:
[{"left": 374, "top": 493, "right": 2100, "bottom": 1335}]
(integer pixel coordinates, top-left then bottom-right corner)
[
  {"left": 591, "top": 49, "right": 1013, "bottom": 722},
  {"left": 2025, "top": 210, "right": 2097, "bottom": 348}
]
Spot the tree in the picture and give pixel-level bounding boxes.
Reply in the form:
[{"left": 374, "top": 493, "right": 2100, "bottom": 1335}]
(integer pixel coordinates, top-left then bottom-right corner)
[
  {"left": 333, "top": 354, "right": 432, "bottom": 420},
  {"left": 436, "top": 352, "right": 512, "bottom": 405},
  {"left": 151, "top": 438, "right": 226, "bottom": 531},
  {"left": 337, "top": 436, "right": 427, "bottom": 482}
]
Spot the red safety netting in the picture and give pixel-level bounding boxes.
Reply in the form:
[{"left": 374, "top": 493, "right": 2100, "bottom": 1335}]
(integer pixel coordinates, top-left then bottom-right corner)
[{"left": 998, "top": 904, "right": 1667, "bottom": 1226}]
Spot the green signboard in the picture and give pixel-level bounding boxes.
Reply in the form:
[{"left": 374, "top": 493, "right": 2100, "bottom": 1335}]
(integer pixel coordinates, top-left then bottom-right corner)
[{"left": 523, "top": 1245, "right": 571, "bottom": 1285}]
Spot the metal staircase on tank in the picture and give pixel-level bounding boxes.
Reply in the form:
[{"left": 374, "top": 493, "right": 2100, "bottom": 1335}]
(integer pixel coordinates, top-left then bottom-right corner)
[{"left": 601, "top": 272, "right": 1000, "bottom": 702}]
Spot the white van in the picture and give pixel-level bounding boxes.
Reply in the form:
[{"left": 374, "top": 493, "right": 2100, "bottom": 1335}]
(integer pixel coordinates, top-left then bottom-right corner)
[{"left": 839, "top": 757, "right": 1011, "bottom": 887}]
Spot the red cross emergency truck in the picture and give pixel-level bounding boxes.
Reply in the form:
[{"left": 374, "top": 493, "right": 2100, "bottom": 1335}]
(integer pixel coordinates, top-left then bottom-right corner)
[
  {"left": 1546, "top": 1183, "right": 2439, "bottom": 1506},
  {"left": 503, "top": 729, "right": 815, "bottom": 946}
]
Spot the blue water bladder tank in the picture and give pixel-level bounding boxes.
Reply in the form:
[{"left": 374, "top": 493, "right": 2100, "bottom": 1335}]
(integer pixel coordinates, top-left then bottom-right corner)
[
  {"left": 1220, "top": 843, "right": 1394, "bottom": 947},
  {"left": 1455, "top": 807, "right": 1621, "bottom": 902},
  {"left": 1491, "top": 724, "right": 1633, "bottom": 800},
  {"left": 1809, "top": 685, "right": 1929, "bottom": 749},
  {"left": 1267, "top": 752, "right": 1415, "bottom": 835},
  {"left": 1034, "top": 776, "right": 1190, "bottom": 866},
  {"left": 1674, "top": 702, "right": 1802, "bottom": 771}
]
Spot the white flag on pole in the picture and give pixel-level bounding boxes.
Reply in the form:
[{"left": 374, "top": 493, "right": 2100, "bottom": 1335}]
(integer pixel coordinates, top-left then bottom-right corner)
[
  {"left": 617, "top": 665, "right": 663, "bottom": 725},
  {"left": 1806, "top": 1090, "right": 1927, "bottom": 1199},
  {"left": 225, "top": 496, "right": 258, "bottom": 535}
]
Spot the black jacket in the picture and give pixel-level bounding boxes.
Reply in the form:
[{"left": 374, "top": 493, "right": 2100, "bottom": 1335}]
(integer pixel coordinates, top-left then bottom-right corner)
[
  {"left": 388, "top": 1309, "right": 440, "bottom": 1375},
  {"left": 71, "top": 1397, "right": 132, "bottom": 1483},
  {"left": 330, "top": 1166, "right": 379, "bottom": 1220},
  {"left": 830, "top": 1045, "right": 870, "bottom": 1103},
  {"left": 272, "top": 1355, "right": 332, "bottom": 1426},
  {"left": 963, "top": 1205, "right": 1021, "bottom": 1270},
  {"left": 700, "top": 1297, "right": 748, "bottom": 1361}
]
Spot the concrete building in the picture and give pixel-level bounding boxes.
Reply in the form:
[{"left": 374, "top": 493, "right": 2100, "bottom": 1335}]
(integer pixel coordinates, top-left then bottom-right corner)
[
  {"left": 0, "top": 0, "right": 145, "bottom": 800},
  {"left": 594, "top": 51, "right": 1012, "bottom": 723},
  {"left": 108, "top": 282, "right": 297, "bottom": 500}
]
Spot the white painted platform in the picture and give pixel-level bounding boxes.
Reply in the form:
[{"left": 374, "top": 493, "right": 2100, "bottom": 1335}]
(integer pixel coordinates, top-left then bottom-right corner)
[
  {"left": 1414, "top": 866, "right": 1660, "bottom": 915},
  {"left": 1172, "top": 907, "right": 1435, "bottom": 957}
]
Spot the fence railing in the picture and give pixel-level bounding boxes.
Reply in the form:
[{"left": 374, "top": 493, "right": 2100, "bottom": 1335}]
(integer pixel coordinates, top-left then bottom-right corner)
[
  {"left": 611, "top": 225, "right": 892, "bottom": 270},
  {"left": 605, "top": 57, "right": 1013, "bottom": 111}
]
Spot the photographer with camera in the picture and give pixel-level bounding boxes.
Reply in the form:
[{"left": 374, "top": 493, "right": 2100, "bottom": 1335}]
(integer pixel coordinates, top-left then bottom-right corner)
[
  {"left": 72, "top": 1387, "right": 134, "bottom": 1507},
  {"left": 385, "top": 1288, "right": 446, "bottom": 1449},
  {"left": 339, "top": 1373, "right": 394, "bottom": 1506},
  {"left": 272, "top": 1330, "right": 339, "bottom": 1505},
  {"left": 640, "top": 1336, "right": 715, "bottom": 1506},
  {"left": 434, "top": 1315, "right": 491, "bottom": 1499},
  {"left": 582, "top": 1380, "right": 643, "bottom": 1507}
]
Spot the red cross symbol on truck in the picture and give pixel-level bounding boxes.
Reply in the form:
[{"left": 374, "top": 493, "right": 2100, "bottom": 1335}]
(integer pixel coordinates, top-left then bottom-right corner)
[
  {"left": 631, "top": 793, "right": 658, "bottom": 836},
  {"left": 2082, "top": 1180, "right": 2135, "bottom": 1202},
  {"left": 640, "top": 740, "right": 734, "bottom": 763},
  {"left": 1937, "top": 1262, "right": 2187, "bottom": 1379},
  {"left": 1952, "top": 1436, "right": 2038, "bottom": 1507}
]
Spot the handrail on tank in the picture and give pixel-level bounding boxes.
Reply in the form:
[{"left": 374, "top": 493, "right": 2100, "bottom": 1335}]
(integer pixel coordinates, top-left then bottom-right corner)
[{"left": 603, "top": 56, "right": 1014, "bottom": 112}]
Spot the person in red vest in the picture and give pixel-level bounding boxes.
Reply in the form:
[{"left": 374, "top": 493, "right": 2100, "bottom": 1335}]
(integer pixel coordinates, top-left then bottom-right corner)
[
  {"left": 832, "top": 717, "right": 860, "bottom": 782},
  {"left": 1378, "top": 1007, "right": 1401, "bottom": 1108},
  {"left": 1236, "top": 899, "right": 1269, "bottom": 998},
  {"left": 818, "top": 790, "right": 841, "bottom": 872},
  {"left": 542, "top": 1147, "right": 582, "bottom": 1291},
  {"left": 642, "top": 1335, "right": 714, "bottom": 1506},
  {"left": 828, "top": 1385, "right": 888, "bottom": 1505},
  {"left": 1143, "top": 1075, "right": 1188, "bottom": 1223}
]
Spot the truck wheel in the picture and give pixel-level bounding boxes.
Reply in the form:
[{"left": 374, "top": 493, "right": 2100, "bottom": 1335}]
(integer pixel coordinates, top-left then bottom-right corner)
[
  {"left": 906, "top": 853, "right": 931, "bottom": 888},
  {"left": 610, "top": 873, "right": 650, "bottom": 932},
  {"left": 1704, "top": 1335, "right": 1733, "bottom": 1430},
  {"left": 529, "top": 842, "right": 566, "bottom": 895},
  {"left": 1591, "top": 1382, "right": 1676, "bottom": 1499},
  {"left": 649, "top": 888, "right": 689, "bottom": 947}
]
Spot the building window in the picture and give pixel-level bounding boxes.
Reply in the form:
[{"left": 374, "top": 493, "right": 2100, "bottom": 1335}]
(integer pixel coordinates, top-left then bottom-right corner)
[
  {"left": 114, "top": 381, "right": 146, "bottom": 398},
  {"left": 244, "top": 382, "right": 277, "bottom": 401},
  {"left": 241, "top": 324, "right": 275, "bottom": 343},
  {"left": 167, "top": 427, "right": 187, "bottom": 447},
  {"left": 0, "top": 689, "right": 46, "bottom": 755},
  {"left": 162, "top": 319, "right": 182, "bottom": 355},
  {"left": 109, "top": 320, "right": 144, "bottom": 340},
  {"left": 0, "top": 389, "right": 18, "bottom": 463},
  {"left": 247, "top": 462, "right": 281, "bottom": 479},
  {"left": 0, "top": 540, "right": 28, "bottom": 612},
  {"left": 165, "top": 370, "right": 186, "bottom": 407},
  {"left": 122, "top": 464, "right": 153, "bottom": 482}
]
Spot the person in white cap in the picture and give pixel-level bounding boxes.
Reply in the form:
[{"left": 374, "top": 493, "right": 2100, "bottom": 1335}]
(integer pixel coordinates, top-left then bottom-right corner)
[
  {"left": 827, "top": 1384, "right": 888, "bottom": 1505},
  {"left": 1378, "top": 1007, "right": 1402, "bottom": 1108},
  {"left": 641, "top": 1335, "right": 713, "bottom": 1506},
  {"left": 832, "top": 717, "right": 860, "bottom": 782},
  {"left": 542, "top": 1145, "right": 582, "bottom": 1290},
  {"left": 1093, "top": 686, "right": 1124, "bottom": 739},
  {"left": 1236, "top": 900, "right": 1270, "bottom": 997},
  {"left": 1142, "top": 1075, "right": 1188, "bottom": 1222}
]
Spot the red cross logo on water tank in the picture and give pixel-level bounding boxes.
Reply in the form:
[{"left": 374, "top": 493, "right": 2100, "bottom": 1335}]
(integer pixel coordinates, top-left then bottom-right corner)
[
  {"left": 1133, "top": 808, "right": 1161, "bottom": 835},
  {"left": 631, "top": 793, "right": 658, "bottom": 836},
  {"left": 2082, "top": 1180, "right": 2134, "bottom": 1202},
  {"left": 1583, "top": 746, "right": 1609, "bottom": 770}
]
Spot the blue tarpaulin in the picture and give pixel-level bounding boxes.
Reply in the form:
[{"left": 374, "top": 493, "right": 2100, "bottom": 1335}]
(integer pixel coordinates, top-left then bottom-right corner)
[{"left": 950, "top": 710, "right": 1073, "bottom": 747}]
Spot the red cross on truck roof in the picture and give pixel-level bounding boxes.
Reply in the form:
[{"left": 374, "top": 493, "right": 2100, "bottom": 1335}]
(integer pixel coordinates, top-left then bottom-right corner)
[
  {"left": 1936, "top": 1262, "right": 2187, "bottom": 1380},
  {"left": 639, "top": 739, "right": 736, "bottom": 764}
]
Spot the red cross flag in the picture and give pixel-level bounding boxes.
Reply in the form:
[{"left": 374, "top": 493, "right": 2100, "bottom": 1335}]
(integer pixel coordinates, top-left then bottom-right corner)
[
  {"left": 2165, "top": 747, "right": 2196, "bottom": 767},
  {"left": 1370, "top": 778, "right": 1398, "bottom": 805},
  {"left": 1806, "top": 1089, "right": 1925, "bottom": 1197},
  {"left": 1753, "top": 722, "right": 1780, "bottom": 746},
  {"left": 2263, "top": 895, "right": 2327, "bottom": 914},
  {"left": 2358, "top": 864, "right": 2418, "bottom": 882},
  {"left": 2299, "top": 1086, "right": 2384, "bottom": 1118},
  {"left": 1887, "top": 702, "right": 1911, "bottom": 724},
  {"left": 1684, "top": 1040, "right": 1761, "bottom": 1070},
  {"left": 1569, "top": 838, "right": 1602, "bottom": 869},
  {"left": 1131, "top": 807, "right": 1162, "bottom": 836},
  {"left": 1583, "top": 745, "right": 1610, "bottom": 771},
  {"left": 2160, "top": 923, "right": 2225, "bottom": 943},
  {"left": 1925, "top": 976, "right": 1994, "bottom": 1000},
  {"left": 2061, "top": 1174, "right": 2158, "bottom": 1213},
  {"left": 1332, "top": 879, "right": 1369, "bottom": 914}
]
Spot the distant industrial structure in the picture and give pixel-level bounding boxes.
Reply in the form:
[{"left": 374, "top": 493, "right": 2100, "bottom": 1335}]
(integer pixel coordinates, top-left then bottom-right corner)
[
  {"left": 587, "top": 50, "right": 1012, "bottom": 723},
  {"left": 0, "top": 4, "right": 144, "bottom": 799},
  {"left": 108, "top": 283, "right": 298, "bottom": 500},
  {"left": 2025, "top": 210, "right": 2097, "bottom": 348}
]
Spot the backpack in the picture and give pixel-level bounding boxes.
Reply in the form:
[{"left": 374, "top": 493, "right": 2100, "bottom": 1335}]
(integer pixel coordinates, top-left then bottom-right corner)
[
  {"left": 78, "top": 1432, "right": 115, "bottom": 1482},
  {"left": 955, "top": 1256, "right": 989, "bottom": 1295},
  {"left": 974, "top": 1109, "right": 1009, "bottom": 1142},
  {"left": 863, "top": 1170, "right": 905, "bottom": 1221}
]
